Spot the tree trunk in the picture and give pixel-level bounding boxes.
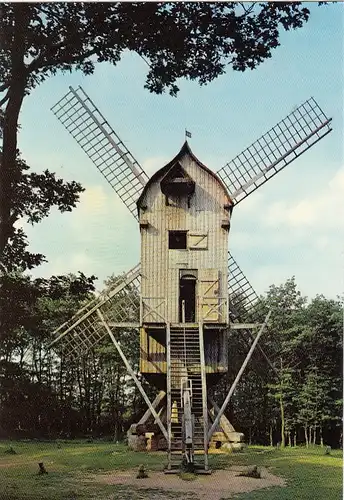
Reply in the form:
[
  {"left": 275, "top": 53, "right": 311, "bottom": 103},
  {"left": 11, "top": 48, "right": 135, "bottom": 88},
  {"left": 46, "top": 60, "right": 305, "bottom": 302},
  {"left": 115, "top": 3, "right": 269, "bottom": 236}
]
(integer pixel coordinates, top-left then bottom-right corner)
[
  {"left": 340, "top": 429, "right": 343, "bottom": 449},
  {"left": 59, "top": 357, "right": 65, "bottom": 402},
  {"left": 0, "top": 5, "right": 30, "bottom": 258},
  {"left": 304, "top": 426, "right": 309, "bottom": 447},
  {"left": 320, "top": 427, "right": 323, "bottom": 447},
  {"left": 269, "top": 425, "right": 273, "bottom": 447},
  {"left": 287, "top": 431, "right": 291, "bottom": 447},
  {"left": 309, "top": 427, "right": 312, "bottom": 447},
  {"left": 293, "top": 432, "right": 297, "bottom": 447},
  {"left": 313, "top": 427, "right": 317, "bottom": 445},
  {"left": 279, "top": 394, "right": 285, "bottom": 447}
]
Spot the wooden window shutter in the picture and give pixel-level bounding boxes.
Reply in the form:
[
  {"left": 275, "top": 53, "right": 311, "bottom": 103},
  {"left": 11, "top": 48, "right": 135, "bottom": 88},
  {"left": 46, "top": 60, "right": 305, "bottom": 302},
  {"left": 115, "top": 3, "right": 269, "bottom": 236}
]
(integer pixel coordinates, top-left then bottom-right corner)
[
  {"left": 198, "top": 269, "right": 219, "bottom": 322},
  {"left": 188, "top": 232, "right": 208, "bottom": 250}
]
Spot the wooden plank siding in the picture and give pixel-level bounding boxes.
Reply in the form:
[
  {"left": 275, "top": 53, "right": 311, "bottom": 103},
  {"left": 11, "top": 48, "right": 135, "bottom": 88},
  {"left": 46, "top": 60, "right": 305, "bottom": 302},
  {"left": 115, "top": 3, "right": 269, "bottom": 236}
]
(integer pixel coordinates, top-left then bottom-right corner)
[
  {"left": 138, "top": 145, "right": 232, "bottom": 378},
  {"left": 140, "top": 327, "right": 228, "bottom": 376},
  {"left": 139, "top": 150, "right": 232, "bottom": 325}
]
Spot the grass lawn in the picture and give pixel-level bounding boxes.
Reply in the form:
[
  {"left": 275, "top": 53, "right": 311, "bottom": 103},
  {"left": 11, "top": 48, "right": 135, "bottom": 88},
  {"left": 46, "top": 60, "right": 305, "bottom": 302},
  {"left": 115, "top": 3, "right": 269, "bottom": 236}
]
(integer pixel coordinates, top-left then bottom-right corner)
[{"left": 0, "top": 440, "right": 342, "bottom": 500}]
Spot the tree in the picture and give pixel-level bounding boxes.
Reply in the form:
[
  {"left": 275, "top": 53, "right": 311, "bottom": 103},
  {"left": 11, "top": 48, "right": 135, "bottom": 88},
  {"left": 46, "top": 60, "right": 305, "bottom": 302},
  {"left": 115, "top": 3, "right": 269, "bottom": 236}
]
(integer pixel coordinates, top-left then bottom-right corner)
[
  {"left": 0, "top": 89, "right": 97, "bottom": 436},
  {"left": 254, "top": 283, "right": 342, "bottom": 448},
  {"left": 299, "top": 296, "right": 343, "bottom": 446},
  {"left": 0, "top": 272, "right": 96, "bottom": 438},
  {"left": 0, "top": 155, "right": 84, "bottom": 273},
  {"left": 297, "top": 369, "right": 334, "bottom": 447},
  {"left": 249, "top": 277, "right": 308, "bottom": 446},
  {"left": 0, "top": 2, "right": 316, "bottom": 259},
  {"left": 267, "top": 367, "right": 299, "bottom": 447}
]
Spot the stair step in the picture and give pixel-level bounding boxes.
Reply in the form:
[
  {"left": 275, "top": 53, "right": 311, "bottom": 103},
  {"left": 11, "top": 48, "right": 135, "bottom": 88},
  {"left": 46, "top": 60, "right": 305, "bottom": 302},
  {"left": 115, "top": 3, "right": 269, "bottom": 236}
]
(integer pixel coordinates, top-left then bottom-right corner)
[
  {"left": 170, "top": 343, "right": 200, "bottom": 346},
  {"left": 167, "top": 324, "right": 208, "bottom": 465},
  {"left": 170, "top": 356, "right": 201, "bottom": 359}
]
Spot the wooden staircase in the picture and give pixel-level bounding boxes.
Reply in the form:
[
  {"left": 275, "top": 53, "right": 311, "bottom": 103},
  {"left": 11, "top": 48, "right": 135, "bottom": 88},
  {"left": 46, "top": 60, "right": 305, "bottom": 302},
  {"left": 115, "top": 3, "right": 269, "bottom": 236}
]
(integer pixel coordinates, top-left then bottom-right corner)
[{"left": 166, "top": 324, "right": 209, "bottom": 472}]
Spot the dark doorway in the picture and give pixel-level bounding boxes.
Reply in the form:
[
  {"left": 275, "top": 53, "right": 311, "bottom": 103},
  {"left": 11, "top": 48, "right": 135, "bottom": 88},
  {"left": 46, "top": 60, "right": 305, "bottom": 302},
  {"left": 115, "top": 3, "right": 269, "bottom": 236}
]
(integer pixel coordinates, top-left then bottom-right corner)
[{"left": 179, "top": 271, "right": 197, "bottom": 323}]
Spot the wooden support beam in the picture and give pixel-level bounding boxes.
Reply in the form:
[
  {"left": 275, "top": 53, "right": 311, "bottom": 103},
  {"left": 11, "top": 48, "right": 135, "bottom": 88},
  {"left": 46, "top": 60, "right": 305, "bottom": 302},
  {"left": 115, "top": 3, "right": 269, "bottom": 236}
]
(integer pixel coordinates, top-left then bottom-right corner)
[
  {"left": 138, "top": 391, "right": 166, "bottom": 425},
  {"left": 97, "top": 310, "right": 168, "bottom": 442},
  {"left": 230, "top": 323, "right": 261, "bottom": 330},
  {"left": 199, "top": 322, "right": 209, "bottom": 470},
  {"left": 166, "top": 323, "right": 172, "bottom": 470},
  {"left": 104, "top": 322, "right": 140, "bottom": 329},
  {"left": 208, "top": 397, "right": 236, "bottom": 438},
  {"left": 208, "top": 310, "right": 271, "bottom": 442}
]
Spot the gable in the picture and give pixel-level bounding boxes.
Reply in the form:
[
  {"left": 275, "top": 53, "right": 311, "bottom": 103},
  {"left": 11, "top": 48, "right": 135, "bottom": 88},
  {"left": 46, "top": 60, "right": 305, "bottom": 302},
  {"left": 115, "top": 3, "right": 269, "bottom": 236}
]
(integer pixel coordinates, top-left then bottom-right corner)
[{"left": 137, "top": 142, "right": 233, "bottom": 214}]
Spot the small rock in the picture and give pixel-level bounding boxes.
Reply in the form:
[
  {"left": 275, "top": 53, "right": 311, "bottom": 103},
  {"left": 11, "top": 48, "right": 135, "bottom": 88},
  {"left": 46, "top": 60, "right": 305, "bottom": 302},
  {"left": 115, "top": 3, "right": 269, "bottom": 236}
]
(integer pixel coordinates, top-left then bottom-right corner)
[
  {"left": 238, "top": 465, "right": 261, "bottom": 479},
  {"left": 38, "top": 462, "right": 48, "bottom": 474},
  {"left": 136, "top": 464, "right": 148, "bottom": 479}
]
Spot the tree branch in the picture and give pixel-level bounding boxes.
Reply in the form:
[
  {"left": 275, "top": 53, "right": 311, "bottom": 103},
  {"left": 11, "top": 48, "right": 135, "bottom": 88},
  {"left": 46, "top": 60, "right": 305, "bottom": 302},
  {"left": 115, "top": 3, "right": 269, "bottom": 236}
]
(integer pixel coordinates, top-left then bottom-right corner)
[
  {"left": 0, "top": 82, "right": 10, "bottom": 92},
  {"left": 37, "top": 4, "right": 63, "bottom": 25},
  {"left": 27, "top": 47, "right": 99, "bottom": 75},
  {"left": 0, "top": 89, "right": 10, "bottom": 107},
  {"left": 239, "top": 3, "right": 255, "bottom": 16}
]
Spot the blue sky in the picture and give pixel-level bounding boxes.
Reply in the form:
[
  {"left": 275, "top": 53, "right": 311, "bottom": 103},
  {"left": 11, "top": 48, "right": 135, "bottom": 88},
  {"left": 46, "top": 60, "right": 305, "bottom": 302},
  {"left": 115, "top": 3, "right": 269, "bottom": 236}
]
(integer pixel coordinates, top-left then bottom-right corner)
[{"left": 17, "top": 3, "right": 343, "bottom": 301}]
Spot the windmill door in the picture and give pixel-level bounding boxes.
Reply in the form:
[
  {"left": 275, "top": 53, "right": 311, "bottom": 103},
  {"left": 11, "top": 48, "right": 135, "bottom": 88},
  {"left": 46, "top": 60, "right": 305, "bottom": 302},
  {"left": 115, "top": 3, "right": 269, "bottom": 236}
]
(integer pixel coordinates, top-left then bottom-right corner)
[
  {"left": 179, "top": 270, "right": 197, "bottom": 323},
  {"left": 198, "top": 269, "right": 220, "bottom": 322}
]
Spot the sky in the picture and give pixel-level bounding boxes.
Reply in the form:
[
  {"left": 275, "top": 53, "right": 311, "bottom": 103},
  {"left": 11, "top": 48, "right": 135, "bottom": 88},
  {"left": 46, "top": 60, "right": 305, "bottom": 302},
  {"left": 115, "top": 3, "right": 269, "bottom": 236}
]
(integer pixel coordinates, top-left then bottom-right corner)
[{"left": 16, "top": 3, "right": 344, "bottom": 302}]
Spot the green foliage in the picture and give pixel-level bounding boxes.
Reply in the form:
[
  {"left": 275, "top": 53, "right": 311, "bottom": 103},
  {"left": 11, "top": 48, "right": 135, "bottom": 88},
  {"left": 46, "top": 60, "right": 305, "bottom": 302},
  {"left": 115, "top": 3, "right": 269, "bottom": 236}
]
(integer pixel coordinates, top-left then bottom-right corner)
[
  {"left": 4, "top": 445, "right": 16, "bottom": 454},
  {"left": 0, "top": 270, "right": 150, "bottom": 441},
  {"left": 0, "top": 3, "right": 312, "bottom": 97},
  {"left": 1, "top": 264, "right": 342, "bottom": 447}
]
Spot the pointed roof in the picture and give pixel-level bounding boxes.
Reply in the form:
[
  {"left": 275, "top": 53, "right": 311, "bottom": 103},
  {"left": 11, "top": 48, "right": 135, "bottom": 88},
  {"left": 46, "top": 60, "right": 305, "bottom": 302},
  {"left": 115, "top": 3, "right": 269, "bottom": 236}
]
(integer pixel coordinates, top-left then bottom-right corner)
[{"left": 137, "top": 141, "right": 233, "bottom": 208}]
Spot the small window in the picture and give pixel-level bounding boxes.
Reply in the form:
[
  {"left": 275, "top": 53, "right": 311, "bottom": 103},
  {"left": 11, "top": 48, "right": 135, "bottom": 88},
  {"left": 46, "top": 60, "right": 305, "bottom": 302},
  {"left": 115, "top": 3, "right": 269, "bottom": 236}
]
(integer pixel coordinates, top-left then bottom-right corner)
[{"left": 169, "top": 230, "right": 187, "bottom": 249}]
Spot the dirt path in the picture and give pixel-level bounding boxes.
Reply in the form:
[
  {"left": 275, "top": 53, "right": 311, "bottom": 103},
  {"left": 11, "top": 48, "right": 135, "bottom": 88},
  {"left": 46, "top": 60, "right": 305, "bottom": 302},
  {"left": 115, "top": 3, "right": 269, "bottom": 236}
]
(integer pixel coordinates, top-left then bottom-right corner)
[{"left": 94, "top": 466, "right": 286, "bottom": 500}]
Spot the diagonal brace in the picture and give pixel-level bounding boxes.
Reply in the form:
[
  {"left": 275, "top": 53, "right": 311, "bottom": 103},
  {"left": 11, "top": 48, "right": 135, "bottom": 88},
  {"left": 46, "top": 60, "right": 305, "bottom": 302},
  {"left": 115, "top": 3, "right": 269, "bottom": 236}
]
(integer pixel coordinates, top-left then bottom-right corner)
[
  {"left": 208, "top": 309, "right": 271, "bottom": 442},
  {"left": 97, "top": 310, "right": 168, "bottom": 441}
]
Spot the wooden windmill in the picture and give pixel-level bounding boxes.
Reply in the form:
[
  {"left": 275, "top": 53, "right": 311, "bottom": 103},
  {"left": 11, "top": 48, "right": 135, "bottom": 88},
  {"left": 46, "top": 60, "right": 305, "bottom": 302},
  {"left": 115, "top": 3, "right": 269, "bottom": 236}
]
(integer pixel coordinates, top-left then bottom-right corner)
[{"left": 50, "top": 87, "right": 332, "bottom": 473}]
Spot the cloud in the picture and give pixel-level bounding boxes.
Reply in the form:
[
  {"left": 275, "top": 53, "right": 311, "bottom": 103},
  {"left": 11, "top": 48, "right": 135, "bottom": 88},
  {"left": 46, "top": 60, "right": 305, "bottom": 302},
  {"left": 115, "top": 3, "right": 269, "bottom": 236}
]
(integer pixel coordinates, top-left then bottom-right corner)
[
  {"left": 228, "top": 166, "right": 344, "bottom": 300},
  {"left": 80, "top": 185, "right": 109, "bottom": 215},
  {"left": 142, "top": 156, "right": 169, "bottom": 177},
  {"left": 264, "top": 167, "right": 344, "bottom": 229},
  {"left": 48, "top": 252, "right": 95, "bottom": 277},
  {"left": 28, "top": 182, "right": 140, "bottom": 286}
]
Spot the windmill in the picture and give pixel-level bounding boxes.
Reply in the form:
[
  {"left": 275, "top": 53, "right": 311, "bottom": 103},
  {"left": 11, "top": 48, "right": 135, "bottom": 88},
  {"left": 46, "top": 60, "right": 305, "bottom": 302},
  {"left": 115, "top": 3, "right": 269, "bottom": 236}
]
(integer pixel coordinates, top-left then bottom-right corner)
[{"left": 49, "top": 86, "right": 332, "bottom": 473}]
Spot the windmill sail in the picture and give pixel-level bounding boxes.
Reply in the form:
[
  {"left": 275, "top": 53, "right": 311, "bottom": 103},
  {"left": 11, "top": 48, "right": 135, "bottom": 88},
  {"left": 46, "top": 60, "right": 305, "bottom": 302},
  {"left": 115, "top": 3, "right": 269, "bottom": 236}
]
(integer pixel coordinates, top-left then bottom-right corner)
[
  {"left": 227, "top": 253, "right": 277, "bottom": 373},
  {"left": 217, "top": 98, "right": 332, "bottom": 204},
  {"left": 51, "top": 86, "right": 149, "bottom": 219},
  {"left": 227, "top": 251, "right": 259, "bottom": 319},
  {"left": 50, "top": 264, "right": 141, "bottom": 357}
]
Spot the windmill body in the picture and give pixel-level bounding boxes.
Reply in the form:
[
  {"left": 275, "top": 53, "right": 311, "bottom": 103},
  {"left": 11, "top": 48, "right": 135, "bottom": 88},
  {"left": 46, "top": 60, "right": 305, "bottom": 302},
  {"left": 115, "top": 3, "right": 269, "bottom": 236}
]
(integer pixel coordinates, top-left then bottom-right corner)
[
  {"left": 135, "top": 142, "right": 238, "bottom": 469},
  {"left": 139, "top": 142, "right": 232, "bottom": 384},
  {"left": 50, "top": 86, "right": 332, "bottom": 473}
]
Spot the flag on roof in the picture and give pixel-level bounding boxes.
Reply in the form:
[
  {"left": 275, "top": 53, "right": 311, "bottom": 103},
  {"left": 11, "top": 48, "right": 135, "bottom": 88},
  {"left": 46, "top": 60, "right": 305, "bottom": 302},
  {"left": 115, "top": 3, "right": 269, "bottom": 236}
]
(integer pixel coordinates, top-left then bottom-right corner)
[{"left": 185, "top": 130, "right": 192, "bottom": 139}]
